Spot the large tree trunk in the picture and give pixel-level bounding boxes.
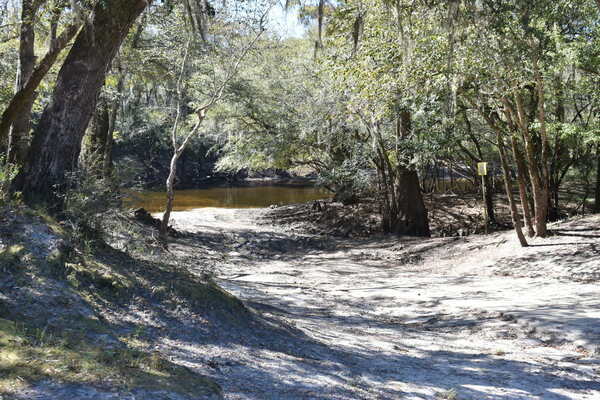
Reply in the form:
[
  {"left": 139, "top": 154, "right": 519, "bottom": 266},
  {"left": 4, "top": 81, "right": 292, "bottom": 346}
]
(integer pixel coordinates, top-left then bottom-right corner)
[
  {"left": 0, "top": 22, "right": 82, "bottom": 149},
  {"left": 393, "top": 167, "right": 430, "bottom": 236},
  {"left": 6, "top": 0, "right": 37, "bottom": 165},
  {"left": 379, "top": 110, "right": 430, "bottom": 237},
  {"left": 15, "top": 0, "right": 148, "bottom": 208}
]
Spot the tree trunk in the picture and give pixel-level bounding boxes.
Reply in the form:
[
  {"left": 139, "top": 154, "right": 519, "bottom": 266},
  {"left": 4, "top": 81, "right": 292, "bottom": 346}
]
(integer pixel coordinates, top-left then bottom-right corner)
[
  {"left": 515, "top": 92, "right": 548, "bottom": 237},
  {"left": 103, "top": 62, "right": 125, "bottom": 179},
  {"left": 160, "top": 150, "right": 180, "bottom": 242},
  {"left": 0, "top": 22, "right": 82, "bottom": 148},
  {"left": 483, "top": 174, "right": 495, "bottom": 225},
  {"left": 595, "top": 143, "right": 600, "bottom": 213},
  {"left": 534, "top": 64, "right": 551, "bottom": 233},
  {"left": 383, "top": 110, "right": 430, "bottom": 237},
  {"left": 510, "top": 134, "right": 535, "bottom": 237},
  {"left": 82, "top": 96, "right": 111, "bottom": 174},
  {"left": 548, "top": 74, "right": 565, "bottom": 222},
  {"left": 460, "top": 107, "right": 496, "bottom": 224},
  {"left": 15, "top": 0, "right": 148, "bottom": 208},
  {"left": 6, "top": 0, "right": 37, "bottom": 165},
  {"left": 496, "top": 130, "right": 528, "bottom": 247},
  {"left": 104, "top": 96, "right": 119, "bottom": 179},
  {"left": 393, "top": 167, "right": 430, "bottom": 236},
  {"left": 548, "top": 182, "right": 560, "bottom": 221}
]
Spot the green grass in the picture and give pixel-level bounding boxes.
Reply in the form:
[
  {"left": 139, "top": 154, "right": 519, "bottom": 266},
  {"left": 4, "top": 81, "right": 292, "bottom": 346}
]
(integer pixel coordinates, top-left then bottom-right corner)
[
  {"left": 436, "top": 388, "right": 459, "bottom": 400},
  {"left": 0, "top": 318, "right": 221, "bottom": 397},
  {"left": 0, "top": 245, "right": 25, "bottom": 272}
]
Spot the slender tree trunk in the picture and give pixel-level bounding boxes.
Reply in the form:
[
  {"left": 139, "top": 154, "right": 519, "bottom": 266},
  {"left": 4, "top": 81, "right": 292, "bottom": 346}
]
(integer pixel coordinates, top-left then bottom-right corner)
[
  {"left": 82, "top": 96, "right": 111, "bottom": 174},
  {"left": 470, "top": 96, "right": 527, "bottom": 244},
  {"left": 104, "top": 97, "right": 118, "bottom": 179},
  {"left": 103, "top": 62, "right": 125, "bottom": 180},
  {"left": 159, "top": 111, "right": 207, "bottom": 242},
  {"left": 595, "top": 143, "right": 600, "bottom": 213},
  {"left": 548, "top": 75, "right": 565, "bottom": 221},
  {"left": 461, "top": 107, "right": 496, "bottom": 224},
  {"left": 160, "top": 151, "right": 180, "bottom": 241},
  {"left": 496, "top": 130, "right": 528, "bottom": 247},
  {"left": 515, "top": 92, "right": 548, "bottom": 237},
  {"left": 510, "top": 134, "right": 535, "bottom": 237},
  {"left": 483, "top": 174, "right": 495, "bottom": 224},
  {"left": 549, "top": 185, "right": 559, "bottom": 220},
  {"left": 14, "top": 0, "right": 148, "bottom": 208},
  {"left": 534, "top": 64, "right": 551, "bottom": 233},
  {"left": 6, "top": 0, "right": 36, "bottom": 165}
]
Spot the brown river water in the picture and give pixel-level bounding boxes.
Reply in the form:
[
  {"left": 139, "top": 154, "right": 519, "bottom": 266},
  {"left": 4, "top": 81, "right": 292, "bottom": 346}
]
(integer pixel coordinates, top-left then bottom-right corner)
[{"left": 127, "top": 185, "right": 331, "bottom": 213}]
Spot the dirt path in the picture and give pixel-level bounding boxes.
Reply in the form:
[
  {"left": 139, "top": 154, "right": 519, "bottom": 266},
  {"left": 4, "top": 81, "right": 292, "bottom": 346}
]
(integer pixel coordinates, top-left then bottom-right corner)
[{"left": 165, "top": 208, "right": 600, "bottom": 400}]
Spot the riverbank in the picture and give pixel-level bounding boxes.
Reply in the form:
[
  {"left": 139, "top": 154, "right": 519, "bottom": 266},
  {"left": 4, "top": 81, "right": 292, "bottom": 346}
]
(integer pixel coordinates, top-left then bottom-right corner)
[
  {"left": 264, "top": 192, "right": 515, "bottom": 238},
  {"left": 2, "top": 205, "right": 599, "bottom": 399},
  {"left": 163, "top": 207, "right": 600, "bottom": 399}
]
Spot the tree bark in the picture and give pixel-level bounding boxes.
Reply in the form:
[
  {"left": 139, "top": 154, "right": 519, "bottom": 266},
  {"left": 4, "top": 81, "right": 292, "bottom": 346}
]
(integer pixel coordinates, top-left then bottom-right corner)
[
  {"left": 497, "top": 130, "right": 528, "bottom": 247},
  {"left": 6, "top": 0, "right": 37, "bottom": 165},
  {"left": 595, "top": 143, "right": 600, "bottom": 213},
  {"left": 160, "top": 110, "right": 207, "bottom": 242},
  {"left": 459, "top": 107, "right": 496, "bottom": 224},
  {"left": 104, "top": 95, "right": 119, "bottom": 179},
  {"left": 534, "top": 64, "right": 550, "bottom": 233},
  {"left": 394, "top": 167, "right": 430, "bottom": 236},
  {"left": 15, "top": 0, "right": 148, "bottom": 208},
  {"left": 482, "top": 174, "right": 495, "bottom": 225},
  {"left": 510, "top": 134, "right": 535, "bottom": 237},
  {"left": 382, "top": 110, "right": 430, "bottom": 237},
  {"left": 514, "top": 92, "right": 548, "bottom": 237},
  {"left": 0, "top": 21, "right": 81, "bottom": 149},
  {"left": 469, "top": 96, "right": 526, "bottom": 245},
  {"left": 82, "top": 96, "right": 110, "bottom": 174},
  {"left": 160, "top": 150, "right": 180, "bottom": 241}
]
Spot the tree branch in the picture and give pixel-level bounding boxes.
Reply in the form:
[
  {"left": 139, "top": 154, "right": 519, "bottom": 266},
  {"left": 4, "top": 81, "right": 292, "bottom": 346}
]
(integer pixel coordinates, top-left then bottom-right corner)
[{"left": 0, "top": 21, "right": 82, "bottom": 143}]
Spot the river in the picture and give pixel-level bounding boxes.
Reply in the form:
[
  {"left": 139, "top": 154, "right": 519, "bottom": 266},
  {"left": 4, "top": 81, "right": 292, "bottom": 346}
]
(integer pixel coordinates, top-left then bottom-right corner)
[{"left": 127, "top": 185, "right": 331, "bottom": 212}]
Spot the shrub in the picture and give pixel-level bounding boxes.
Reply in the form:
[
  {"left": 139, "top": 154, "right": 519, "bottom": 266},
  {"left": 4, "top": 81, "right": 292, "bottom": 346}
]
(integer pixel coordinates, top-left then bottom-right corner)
[
  {"left": 60, "top": 167, "right": 122, "bottom": 244},
  {"left": 0, "top": 154, "right": 19, "bottom": 202}
]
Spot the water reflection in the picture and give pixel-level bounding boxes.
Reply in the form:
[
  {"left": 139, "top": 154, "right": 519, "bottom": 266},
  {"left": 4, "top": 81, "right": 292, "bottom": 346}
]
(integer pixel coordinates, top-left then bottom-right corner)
[{"left": 127, "top": 185, "right": 331, "bottom": 212}]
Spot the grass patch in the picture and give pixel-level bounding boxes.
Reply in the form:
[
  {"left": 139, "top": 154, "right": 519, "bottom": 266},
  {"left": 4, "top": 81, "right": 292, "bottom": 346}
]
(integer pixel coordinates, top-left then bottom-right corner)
[
  {"left": 176, "top": 279, "right": 246, "bottom": 312},
  {"left": 62, "top": 261, "right": 132, "bottom": 296},
  {"left": 0, "top": 318, "right": 221, "bottom": 397},
  {"left": 0, "top": 245, "right": 25, "bottom": 272},
  {"left": 436, "top": 388, "right": 459, "bottom": 400}
]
